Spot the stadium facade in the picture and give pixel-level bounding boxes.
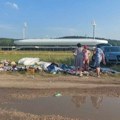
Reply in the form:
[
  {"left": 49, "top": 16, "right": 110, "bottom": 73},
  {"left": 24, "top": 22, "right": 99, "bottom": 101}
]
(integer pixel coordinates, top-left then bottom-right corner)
[{"left": 13, "top": 38, "right": 108, "bottom": 50}]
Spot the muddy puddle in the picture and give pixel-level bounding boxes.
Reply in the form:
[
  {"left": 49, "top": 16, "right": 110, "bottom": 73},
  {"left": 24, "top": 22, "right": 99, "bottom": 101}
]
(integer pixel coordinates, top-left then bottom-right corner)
[{"left": 1, "top": 94, "right": 120, "bottom": 120}]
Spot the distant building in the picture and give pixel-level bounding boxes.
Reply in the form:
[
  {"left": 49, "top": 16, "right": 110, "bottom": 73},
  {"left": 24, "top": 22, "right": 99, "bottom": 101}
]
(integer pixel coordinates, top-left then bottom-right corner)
[{"left": 13, "top": 38, "right": 108, "bottom": 50}]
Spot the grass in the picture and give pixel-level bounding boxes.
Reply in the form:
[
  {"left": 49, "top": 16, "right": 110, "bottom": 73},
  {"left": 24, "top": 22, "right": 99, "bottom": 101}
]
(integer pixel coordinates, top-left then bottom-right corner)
[
  {"left": 0, "top": 50, "right": 74, "bottom": 65},
  {"left": 0, "top": 50, "right": 120, "bottom": 72},
  {"left": 110, "top": 64, "right": 120, "bottom": 72}
]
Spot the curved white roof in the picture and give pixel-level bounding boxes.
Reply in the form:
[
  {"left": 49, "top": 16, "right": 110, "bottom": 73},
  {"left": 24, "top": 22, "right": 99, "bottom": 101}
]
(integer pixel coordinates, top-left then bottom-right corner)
[{"left": 14, "top": 38, "right": 108, "bottom": 46}]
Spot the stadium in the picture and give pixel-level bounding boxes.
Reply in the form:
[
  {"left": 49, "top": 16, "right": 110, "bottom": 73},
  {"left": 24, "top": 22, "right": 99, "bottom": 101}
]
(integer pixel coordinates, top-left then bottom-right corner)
[{"left": 13, "top": 38, "right": 108, "bottom": 50}]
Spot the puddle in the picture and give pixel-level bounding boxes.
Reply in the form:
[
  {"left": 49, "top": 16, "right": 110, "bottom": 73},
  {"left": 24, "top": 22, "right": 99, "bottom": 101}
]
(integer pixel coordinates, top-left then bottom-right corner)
[{"left": 1, "top": 95, "right": 120, "bottom": 120}]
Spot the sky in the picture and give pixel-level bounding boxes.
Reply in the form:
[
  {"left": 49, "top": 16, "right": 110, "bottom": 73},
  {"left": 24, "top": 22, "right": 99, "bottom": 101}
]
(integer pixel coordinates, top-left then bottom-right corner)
[{"left": 0, "top": 0, "right": 120, "bottom": 40}]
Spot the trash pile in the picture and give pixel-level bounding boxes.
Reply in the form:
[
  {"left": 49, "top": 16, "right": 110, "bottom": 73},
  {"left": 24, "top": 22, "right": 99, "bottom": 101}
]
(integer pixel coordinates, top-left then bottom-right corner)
[
  {"left": 0, "top": 57, "right": 119, "bottom": 76},
  {"left": 0, "top": 57, "right": 75, "bottom": 75}
]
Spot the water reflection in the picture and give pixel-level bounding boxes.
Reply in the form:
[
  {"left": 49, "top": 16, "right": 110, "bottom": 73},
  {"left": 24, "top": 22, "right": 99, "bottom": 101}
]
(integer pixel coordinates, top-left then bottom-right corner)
[
  {"left": 71, "top": 96, "right": 86, "bottom": 108},
  {"left": 71, "top": 95, "right": 103, "bottom": 109},
  {"left": 90, "top": 96, "right": 103, "bottom": 109},
  {"left": 1, "top": 95, "right": 120, "bottom": 120}
]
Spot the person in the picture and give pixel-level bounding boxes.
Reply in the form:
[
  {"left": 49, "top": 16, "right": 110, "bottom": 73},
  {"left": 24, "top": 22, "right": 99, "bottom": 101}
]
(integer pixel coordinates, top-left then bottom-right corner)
[
  {"left": 91, "top": 96, "right": 103, "bottom": 109},
  {"left": 93, "top": 47, "right": 106, "bottom": 77},
  {"left": 73, "top": 43, "right": 83, "bottom": 76},
  {"left": 82, "top": 45, "right": 91, "bottom": 71}
]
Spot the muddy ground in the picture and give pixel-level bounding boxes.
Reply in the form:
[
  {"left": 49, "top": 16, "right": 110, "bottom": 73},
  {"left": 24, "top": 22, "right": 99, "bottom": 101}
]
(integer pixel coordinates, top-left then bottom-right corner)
[{"left": 0, "top": 72, "right": 120, "bottom": 120}]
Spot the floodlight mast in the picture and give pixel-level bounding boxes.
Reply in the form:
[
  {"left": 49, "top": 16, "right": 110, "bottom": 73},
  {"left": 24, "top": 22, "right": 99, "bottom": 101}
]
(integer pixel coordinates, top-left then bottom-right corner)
[
  {"left": 23, "top": 22, "right": 27, "bottom": 39},
  {"left": 92, "top": 20, "right": 96, "bottom": 40}
]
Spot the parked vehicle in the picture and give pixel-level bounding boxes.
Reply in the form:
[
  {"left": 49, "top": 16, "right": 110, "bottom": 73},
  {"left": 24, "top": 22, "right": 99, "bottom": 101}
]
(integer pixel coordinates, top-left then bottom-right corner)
[
  {"left": 96, "top": 43, "right": 112, "bottom": 49},
  {"left": 102, "top": 46, "right": 120, "bottom": 64}
]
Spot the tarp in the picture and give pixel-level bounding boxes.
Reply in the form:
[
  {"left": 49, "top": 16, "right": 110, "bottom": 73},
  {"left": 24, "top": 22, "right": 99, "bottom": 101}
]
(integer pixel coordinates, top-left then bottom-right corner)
[
  {"left": 37, "top": 61, "right": 51, "bottom": 71},
  {"left": 18, "top": 57, "right": 40, "bottom": 66}
]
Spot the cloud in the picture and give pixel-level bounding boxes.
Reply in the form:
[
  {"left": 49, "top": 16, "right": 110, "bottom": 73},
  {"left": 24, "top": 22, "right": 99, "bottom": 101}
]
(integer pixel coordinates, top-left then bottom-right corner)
[{"left": 6, "top": 2, "right": 19, "bottom": 10}]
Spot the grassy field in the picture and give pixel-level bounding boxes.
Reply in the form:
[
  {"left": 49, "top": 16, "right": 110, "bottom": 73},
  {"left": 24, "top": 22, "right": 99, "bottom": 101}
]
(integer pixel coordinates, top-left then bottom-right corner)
[
  {"left": 0, "top": 50, "right": 120, "bottom": 71},
  {"left": 0, "top": 51, "right": 74, "bottom": 65}
]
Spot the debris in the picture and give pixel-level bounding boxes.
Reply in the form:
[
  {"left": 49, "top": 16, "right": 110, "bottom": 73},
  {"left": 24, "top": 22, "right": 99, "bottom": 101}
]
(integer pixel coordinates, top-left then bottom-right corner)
[
  {"left": 101, "top": 67, "right": 120, "bottom": 74},
  {"left": 18, "top": 57, "right": 40, "bottom": 66},
  {"left": 54, "top": 92, "right": 62, "bottom": 97},
  {"left": 83, "top": 71, "right": 89, "bottom": 76}
]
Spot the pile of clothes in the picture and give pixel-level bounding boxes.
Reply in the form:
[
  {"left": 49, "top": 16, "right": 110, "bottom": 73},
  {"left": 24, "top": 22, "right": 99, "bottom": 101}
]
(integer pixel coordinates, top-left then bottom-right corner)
[{"left": 0, "top": 57, "right": 119, "bottom": 76}]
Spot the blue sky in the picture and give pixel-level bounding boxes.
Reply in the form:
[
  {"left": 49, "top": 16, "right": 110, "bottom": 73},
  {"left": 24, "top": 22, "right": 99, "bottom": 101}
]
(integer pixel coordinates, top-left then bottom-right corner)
[{"left": 0, "top": 0, "right": 120, "bottom": 39}]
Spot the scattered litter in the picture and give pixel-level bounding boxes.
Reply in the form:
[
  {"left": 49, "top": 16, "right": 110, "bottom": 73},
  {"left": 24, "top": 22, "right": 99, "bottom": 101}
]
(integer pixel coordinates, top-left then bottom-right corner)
[
  {"left": 38, "top": 61, "right": 51, "bottom": 71},
  {"left": 0, "top": 58, "right": 119, "bottom": 77},
  {"left": 83, "top": 71, "right": 89, "bottom": 76},
  {"left": 54, "top": 92, "right": 62, "bottom": 97},
  {"left": 101, "top": 67, "right": 120, "bottom": 74}
]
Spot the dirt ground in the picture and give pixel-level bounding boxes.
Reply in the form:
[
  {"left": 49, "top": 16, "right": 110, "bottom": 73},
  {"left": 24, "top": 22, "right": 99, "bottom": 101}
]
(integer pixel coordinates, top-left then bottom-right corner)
[{"left": 0, "top": 72, "right": 120, "bottom": 120}]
